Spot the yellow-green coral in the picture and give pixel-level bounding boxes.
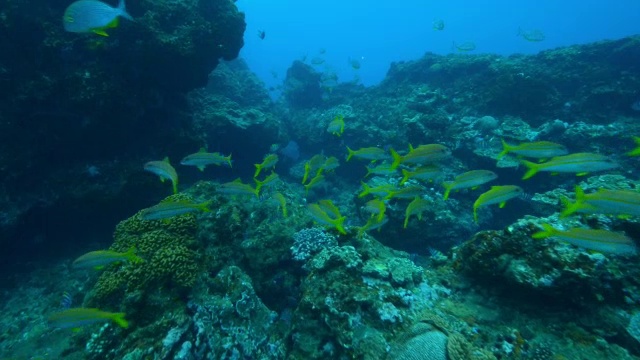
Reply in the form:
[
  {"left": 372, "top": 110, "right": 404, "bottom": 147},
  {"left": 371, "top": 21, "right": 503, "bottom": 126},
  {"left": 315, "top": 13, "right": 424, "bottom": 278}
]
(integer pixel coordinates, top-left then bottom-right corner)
[{"left": 89, "top": 194, "right": 201, "bottom": 306}]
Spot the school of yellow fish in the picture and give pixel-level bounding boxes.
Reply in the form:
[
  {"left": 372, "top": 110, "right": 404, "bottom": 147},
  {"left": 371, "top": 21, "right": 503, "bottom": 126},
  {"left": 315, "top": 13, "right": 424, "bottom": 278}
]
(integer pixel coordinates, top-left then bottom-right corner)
[{"left": 50, "top": 114, "right": 640, "bottom": 329}]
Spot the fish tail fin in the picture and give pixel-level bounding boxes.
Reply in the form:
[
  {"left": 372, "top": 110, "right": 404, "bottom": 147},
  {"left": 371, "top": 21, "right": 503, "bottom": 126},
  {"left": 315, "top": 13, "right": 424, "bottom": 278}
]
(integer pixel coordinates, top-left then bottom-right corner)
[
  {"left": 172, "top": 180, "right": 178, "bottom": 194},
  {"left": 117, "top": 0, "right": 134, "bottom": 21},
  {"left": 358, "top": 182, "right": 370, "bottom": 198},
  {"left": 497, "top": 138, "right": 511, "bottom": 159},
  {"left": 442, "top": 182, "right": 453, "bottom": 200},
  {"left": 226, "top": 154, "right": 233, "bottom": 168},
  {"left": 400, "top": 169, "right": 410, "bottom": 185},
  {"left": 346, "top": 147, "right": 354, "bottom": 161},
  {"left": 403, "top": 214, "right": 410, "bottom": 229},
  {"left": 560, "top": 197, "right": 580, "bottom": 218},
  {"left": 532, "top": 224, "right": 556, "bottom": 239},
  {"left": 254, "top": 179, "right": 263, "bottom": 194},
  {"left": 628, "top": 137, "right": 640, "bottom": 156},
  {"left": 199, "top": 200, "right": 213, "bottom": 212},
  {"left": 124, "top": 246, "right": 142, "bottom": 263},
  {"left": 390, "top": 148, "right": 402, "bottom": 169},
  {"left": 575, "top": 186, "right": 585, "bottom": 202},
  {"left": 111, "top": 313, "right": 129, "bottom": 328},
  {"left": 334, "top": 216, "right": 347, "bottom": 235},
  {"left": 253, "top": 164, "right": 262, "bottom": 178},
  {"left": 521, "top": 160, "right": 539, "bottom": 180}
]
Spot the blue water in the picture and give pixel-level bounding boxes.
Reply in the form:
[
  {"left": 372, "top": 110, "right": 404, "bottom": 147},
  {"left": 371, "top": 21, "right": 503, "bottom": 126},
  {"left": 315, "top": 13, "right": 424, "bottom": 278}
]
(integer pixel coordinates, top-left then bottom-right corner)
[{"left": 238, "top": 0, "right": 640, "bottom": 88}]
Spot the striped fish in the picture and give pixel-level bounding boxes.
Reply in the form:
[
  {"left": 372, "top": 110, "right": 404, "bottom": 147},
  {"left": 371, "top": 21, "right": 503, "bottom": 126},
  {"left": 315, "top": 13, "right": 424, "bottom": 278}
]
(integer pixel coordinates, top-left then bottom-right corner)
[
  {"left": 48, "top": 308, "right": 129, "bottom": 329},
  {"left": 144, "top": 157, "right": 178, "bottom": 194},
  {"left": 521, "top": 153, "right": 619, "bottom": 180},
  {"left": 473, "top": 185, "right": 523, "bottom": 223},
  {"left": 533, "top": 224, "right": 636, "bottom": 255},
  {"left": 140, "top": 200, "right": 210, "bottom": 220},
  {"left": 561, "top": 186, "right": 640, "bottom": 218}
]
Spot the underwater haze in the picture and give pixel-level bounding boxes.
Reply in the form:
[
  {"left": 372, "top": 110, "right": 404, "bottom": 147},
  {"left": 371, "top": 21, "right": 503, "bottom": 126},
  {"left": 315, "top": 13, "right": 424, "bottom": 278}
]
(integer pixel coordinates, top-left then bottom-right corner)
[
  {"left": 4, "top": 0, "right": 640, "bottom": 357},
  {"left": 239, "top": 0, "right": 640, "bottom": 87}
]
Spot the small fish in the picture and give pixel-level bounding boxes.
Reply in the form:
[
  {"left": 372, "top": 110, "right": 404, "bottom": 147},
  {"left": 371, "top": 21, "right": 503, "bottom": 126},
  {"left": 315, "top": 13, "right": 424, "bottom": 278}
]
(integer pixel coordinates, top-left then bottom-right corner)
[
  {"left": 181, "top": 148, "right": 232, "bottom": 170},
  {"left": 346, "top": 146, "right": 389, "bottom": 162},
  {"left": 63, "top": 0, "right": 133, "bottom": 37},
  {"left": 348, "top": 57, "right": 361, "bottom": 70},
  {"left": 218, "top": 179, "right": 259, "bottom": 198},
  {"left": 311, "top": 57, "right": 325, "bottom": 65},
  {"left": 255, "top": 172, "right": 280, "bottom": 193},
  {"left": 363, "top": 199, "right": 386, "bottom": 222},
  {"left": 390, "top": 144, "right": 450, "bottom": 169},
  {"left": 473, "top": 185, "right": 523, "bottom": 223},
  {"left": 48, "top": 308, "right": 129, "bottom": 329},
  {"left": 73, "top": 246, "right": 142, "bottom": 269},
  {"left": 254, "top": 154, "right": 279, "bottom": 178},
  {"left": 318, "top": 199, "right": 342, "bottom": 219},
  {"left": 270, "top": 192, "right": 287, "bottom": 217},
  {"left": 432, "top": 18, "right": 445, "bottom": 31},
  {"left": 304, "top": 174, "right": 326, "bottom": 194},
  {"left": 357, "top": 215, "right": 388, "bottom": 239},
  {"left": 140, "top": 200, "right": 210, "bottom": 220},
  {"left": 452, "top": 41, "right": 476, "bottom": 52},
  {"left": 400, "top": 165, "right": 442, "bottom": 185},
  {"left": 257, "top": 30, "right": 265, "bottom": 40},
  {"left": 442, "top": 170, "right": 498, "bottom": 200},
  {"left": 517, "top": 28, "right": 545, "bottom": 42},
  {"left": 365, "top": 163, "right": 397, "bottom": 178},
  {"left": 307, "top": 203, "right": 346, "bottom": 235},
  {"left": 327, "top": 114, "right": 345, "bottom": 137},
  {"left": 384, "top": 185, "right": 424, "bottom": 200},
  {"left": 532, "top": 224, "right": 636, "bottom": 255},
  {"left": 498, "top": 139, "right": 567, "bottom": 159},
  {"left": 322, "top": 156, "right": 340, "bottom": 172},
  {"left": 404, "top": 197, "right": 431, "bottom": 228},
  {"left": 60, "top": 291, "right": 73, "bottom": 309},
  {"left": 561, "top": 186, "right": 640, "bottom": 218},
  {"left": 302, "top": 154, "right": 327, "bottom": 184},
  {"left": 627, "top": 136, "right": 640, "bottom": 156},
  {"left": 144, "top": 157, "right": 178, "bottom": 194},
  {"left": 358, "top": 182, "right": 396, "bottom": 198},
  {"left": 521, "top": 153, "right": 619, "bottom": 180}
]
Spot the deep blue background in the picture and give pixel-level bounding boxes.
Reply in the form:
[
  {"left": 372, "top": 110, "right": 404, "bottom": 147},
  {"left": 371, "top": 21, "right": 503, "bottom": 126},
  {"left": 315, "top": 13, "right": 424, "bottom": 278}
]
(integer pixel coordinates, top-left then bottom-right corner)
[{"left": 236, "top": 0, "right": 640, "bottom": 89}]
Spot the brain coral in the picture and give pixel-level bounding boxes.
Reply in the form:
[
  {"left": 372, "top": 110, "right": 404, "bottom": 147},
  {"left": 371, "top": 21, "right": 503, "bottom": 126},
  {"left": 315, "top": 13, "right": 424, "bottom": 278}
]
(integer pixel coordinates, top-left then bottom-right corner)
[{"left": 89, "top": 194, "right": 201, "bottom": 306}]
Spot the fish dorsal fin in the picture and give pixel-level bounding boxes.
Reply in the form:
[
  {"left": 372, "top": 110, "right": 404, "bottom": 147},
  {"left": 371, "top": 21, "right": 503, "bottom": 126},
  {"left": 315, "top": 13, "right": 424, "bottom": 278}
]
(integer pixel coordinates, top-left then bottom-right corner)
[
  {"left": 198, "top": 147, "right": 207, "bottom": 153},
  {"left": 162, "top": 157, "right": 170, "bottom": 163}
]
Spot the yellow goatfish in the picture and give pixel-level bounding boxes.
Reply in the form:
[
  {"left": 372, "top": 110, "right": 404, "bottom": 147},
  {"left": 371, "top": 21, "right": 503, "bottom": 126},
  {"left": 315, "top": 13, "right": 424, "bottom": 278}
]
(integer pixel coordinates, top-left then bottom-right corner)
[
  {"left": 521, "top": 153, "right": 619, "bottom": 180},
  {"left": 473, "top": 185, "right": 523, "bottom": 223},
  {"left": 533, "top": 224, "right": 636, "bottom": 255},
  {"left": 498, "top": 139, "right": 567, "bottom": 159},
  {"left": 144, "top": 157, "right": 178, "bottom": 194},
  {"left": 561, "top": 186, "right": 640, "bottom": 218},
  {"left": 442, "top": 170, "right": 497, "bottom": 200},
  {"left": 72, "top": 246, "right": 141, "bottom": 270},
  {"left": 49, "top": 308, "right": 129, "bottom": 329},
  {"left": 307, "top": 203, "right": 347, "bottom": 235}
]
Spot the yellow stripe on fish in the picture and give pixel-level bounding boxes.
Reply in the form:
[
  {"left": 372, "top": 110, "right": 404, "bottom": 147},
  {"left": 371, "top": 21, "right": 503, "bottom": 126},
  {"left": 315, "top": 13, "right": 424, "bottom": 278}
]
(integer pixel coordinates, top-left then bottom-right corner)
[
  {"left": 561, "top": 186, "right": 640, "bottom": 218},
  {"left": 521, "top": 153, "right": 619, "bottom": 180},
  {"left": 442, "top": 170, "right": 497, "bottom": 200},
  {"left": 532, "top": 224, "right": 636, "bottom": 255},
  {"left": 144, "top": 157, "right": 178, "bottom": 194},
  {"left": 473, "top": 185, "right": 522, "bottom": 223}
]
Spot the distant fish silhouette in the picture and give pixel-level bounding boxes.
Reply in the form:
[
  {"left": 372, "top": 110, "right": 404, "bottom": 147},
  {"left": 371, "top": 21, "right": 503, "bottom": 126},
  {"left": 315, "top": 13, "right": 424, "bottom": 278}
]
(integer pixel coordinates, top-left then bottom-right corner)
[{"left": 257, "top": 30, "right": 265, "bottom": 40}]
